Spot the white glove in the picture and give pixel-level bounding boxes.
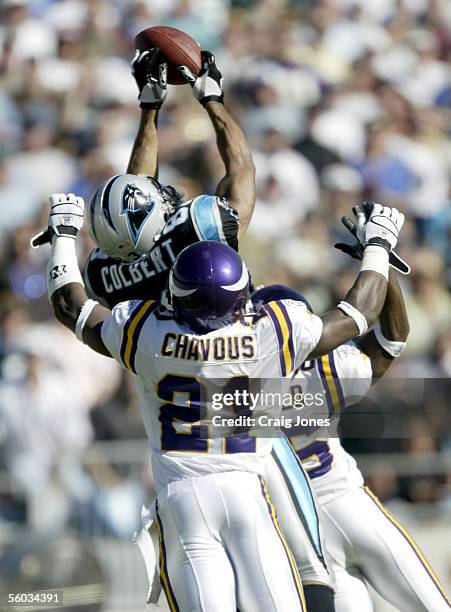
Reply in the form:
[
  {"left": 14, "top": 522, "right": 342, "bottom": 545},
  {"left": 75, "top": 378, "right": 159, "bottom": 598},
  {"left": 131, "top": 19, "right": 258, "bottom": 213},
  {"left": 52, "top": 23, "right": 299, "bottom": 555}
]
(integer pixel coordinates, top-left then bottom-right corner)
[
  {"left": 335, "top": 212, "right": 411, "bottom": 274},
  {"left": 179, "top": 51, "right": 224, "bottom": 106},
  {"left": 353, "top": 202, "right": 404, "bottom": 253},
  {"left": 31, "top": 193, "right": 85, "bottom": 248}
]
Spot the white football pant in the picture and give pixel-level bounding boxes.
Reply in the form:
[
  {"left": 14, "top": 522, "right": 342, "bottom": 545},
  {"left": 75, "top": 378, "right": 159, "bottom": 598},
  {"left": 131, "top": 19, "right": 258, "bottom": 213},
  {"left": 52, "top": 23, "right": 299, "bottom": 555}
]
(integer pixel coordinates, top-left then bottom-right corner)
[
  {"left": 155, "top": 470, "right": 306, "bottom": 612},
  {"left": 323, "top": 486, "right": 450, "bottom": 612},
  {"left": 267, "top": 437, "right": 334, "bottom": 588}
]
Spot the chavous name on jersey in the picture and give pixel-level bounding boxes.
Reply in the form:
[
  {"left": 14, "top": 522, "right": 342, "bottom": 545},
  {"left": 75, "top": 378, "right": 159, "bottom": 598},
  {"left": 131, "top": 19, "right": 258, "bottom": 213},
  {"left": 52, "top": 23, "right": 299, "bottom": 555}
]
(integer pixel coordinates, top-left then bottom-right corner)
[
  {"left": 101, "top": 299, "right": 323, "bottom": 494},
  {"left": 84, "top": 195, "right": 239, "bottom": 308},
  {"left": 288, "top": 342, "right": 373, "bottom": 504}
]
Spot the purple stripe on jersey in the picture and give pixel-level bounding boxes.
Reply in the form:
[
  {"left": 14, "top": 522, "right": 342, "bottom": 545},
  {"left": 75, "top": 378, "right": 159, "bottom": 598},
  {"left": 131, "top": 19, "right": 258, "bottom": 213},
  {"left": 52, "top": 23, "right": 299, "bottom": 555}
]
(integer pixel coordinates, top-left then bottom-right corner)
[
  {"left": 277, "top": 300, "right": 295, "bottom": 370},
  {"left": 128, "top": 301, "right": 158, "bottom": 373},
  {"left": 329, "top": 351, "right": 345, "bottom": 410},
  {"left": 264, "top": 303, "right": 287, "bottom": 376},
  {"left": 317, "top": 356, "right": 333, "bottom": 416},
  {"left": 119, "top": 300, "right": 144, "bottom": 366}
]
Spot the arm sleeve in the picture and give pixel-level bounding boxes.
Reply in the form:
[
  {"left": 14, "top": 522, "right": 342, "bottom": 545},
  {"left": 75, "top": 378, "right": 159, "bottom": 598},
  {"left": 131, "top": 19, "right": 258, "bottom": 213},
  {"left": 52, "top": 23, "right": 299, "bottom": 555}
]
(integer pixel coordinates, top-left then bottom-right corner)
[
  {"left": 264, "top": 299, "right": 323, "bottom": 376},
  {"left": 190, "top": 195, "right": 239, "bottom": 250}
]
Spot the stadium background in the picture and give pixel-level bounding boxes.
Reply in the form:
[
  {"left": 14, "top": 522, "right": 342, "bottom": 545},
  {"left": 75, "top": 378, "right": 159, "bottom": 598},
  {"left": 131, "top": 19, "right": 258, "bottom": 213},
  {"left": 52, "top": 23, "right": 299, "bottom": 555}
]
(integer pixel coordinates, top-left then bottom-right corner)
[{"left": 0, "top": 0, "right": 450, "bottom": 610}]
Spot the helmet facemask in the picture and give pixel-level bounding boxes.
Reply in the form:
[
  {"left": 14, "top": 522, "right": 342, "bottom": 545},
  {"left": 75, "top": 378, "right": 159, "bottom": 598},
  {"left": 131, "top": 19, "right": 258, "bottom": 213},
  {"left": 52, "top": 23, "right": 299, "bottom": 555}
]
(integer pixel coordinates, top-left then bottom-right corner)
[{"left": 158, "top": 182, "right": 183, "bottom": 215}]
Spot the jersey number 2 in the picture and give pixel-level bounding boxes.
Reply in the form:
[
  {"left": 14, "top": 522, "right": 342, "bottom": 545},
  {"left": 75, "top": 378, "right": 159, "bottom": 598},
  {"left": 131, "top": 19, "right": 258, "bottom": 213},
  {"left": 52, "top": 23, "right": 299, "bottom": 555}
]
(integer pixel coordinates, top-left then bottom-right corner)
[{"left": 157, "top": 374, "right": 256, "bottom": 454}]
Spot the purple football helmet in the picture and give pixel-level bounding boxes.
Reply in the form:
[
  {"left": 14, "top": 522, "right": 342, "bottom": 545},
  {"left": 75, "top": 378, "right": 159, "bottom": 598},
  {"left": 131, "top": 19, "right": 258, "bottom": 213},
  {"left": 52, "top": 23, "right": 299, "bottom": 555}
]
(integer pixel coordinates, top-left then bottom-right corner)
[
  {"left": 169, "top": 241, "right": 249, "bottom": 333},
  {"left": 251, "top": 284, "right": 313, "bottom": 313}
]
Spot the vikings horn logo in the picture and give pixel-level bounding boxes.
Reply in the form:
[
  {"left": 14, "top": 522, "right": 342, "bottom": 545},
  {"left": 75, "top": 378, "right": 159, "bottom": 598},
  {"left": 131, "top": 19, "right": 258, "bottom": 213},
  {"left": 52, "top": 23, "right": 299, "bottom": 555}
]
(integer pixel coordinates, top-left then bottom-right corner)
[{"left": 121, "top": 184, "right": 156, "bottom": 244}]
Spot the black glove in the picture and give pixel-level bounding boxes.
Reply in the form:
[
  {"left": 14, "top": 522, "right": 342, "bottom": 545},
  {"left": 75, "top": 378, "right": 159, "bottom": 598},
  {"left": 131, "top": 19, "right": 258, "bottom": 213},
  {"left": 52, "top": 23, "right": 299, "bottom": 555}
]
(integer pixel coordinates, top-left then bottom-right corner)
[
  {"left": 179, "top": 51, "right": 224, "bottom": 106},
  {"left": 335, "top": 211, "right": 411, "bottom": 275},
  {"left": 131, "top": 48, "right": 167, "bottom": 110}
]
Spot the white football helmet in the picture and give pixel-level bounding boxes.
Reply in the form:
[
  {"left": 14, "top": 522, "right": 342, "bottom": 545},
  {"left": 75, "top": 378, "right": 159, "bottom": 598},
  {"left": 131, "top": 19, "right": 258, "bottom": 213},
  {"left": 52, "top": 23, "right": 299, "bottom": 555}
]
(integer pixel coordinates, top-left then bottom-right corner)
[{"left": 86, "top": 174, "right": 181, "bottom": 261}]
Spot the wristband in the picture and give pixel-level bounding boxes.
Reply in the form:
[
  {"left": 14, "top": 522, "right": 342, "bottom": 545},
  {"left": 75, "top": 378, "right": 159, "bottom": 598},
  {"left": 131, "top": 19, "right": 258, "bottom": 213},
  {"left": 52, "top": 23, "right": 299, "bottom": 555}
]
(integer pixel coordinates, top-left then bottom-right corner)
[
  {"left": 337, "top": 301, "right": 368, "bottom": 336},
  {"left": 75, "top": 299, "right": 99, "bottom": 342},
  {"left": 360, "top": 245, "right": 389, "bottom": 280},
  {"left": 201, "top": 95, "right": 224, "bottom": 106},
  {"left": 374, "top": 324, "right": 406, "bottom": 358},
  {"left": 47, "top": 236, "right": 83, "bottom": 299},
  {"left": 140, "top": 100, "right": 163, "bottom": 110}
]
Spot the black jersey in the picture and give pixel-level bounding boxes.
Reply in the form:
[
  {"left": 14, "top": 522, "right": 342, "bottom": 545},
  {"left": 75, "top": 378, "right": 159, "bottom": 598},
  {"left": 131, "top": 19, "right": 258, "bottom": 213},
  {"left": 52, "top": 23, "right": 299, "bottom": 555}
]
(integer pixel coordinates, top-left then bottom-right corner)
[{"left": 84, "top": 195, "right": 239, "bottom": 308}]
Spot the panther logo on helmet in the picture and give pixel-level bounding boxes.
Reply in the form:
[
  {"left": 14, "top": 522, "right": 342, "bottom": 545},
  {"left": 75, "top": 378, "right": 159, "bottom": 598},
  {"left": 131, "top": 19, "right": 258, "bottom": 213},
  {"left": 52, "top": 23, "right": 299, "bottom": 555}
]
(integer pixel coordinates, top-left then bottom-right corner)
[
  {"left": 121, "top": 184, "right": 157, "bottom": 244},
  {"left": 87, "top": 173, "right": 173, "bottom": 262}
]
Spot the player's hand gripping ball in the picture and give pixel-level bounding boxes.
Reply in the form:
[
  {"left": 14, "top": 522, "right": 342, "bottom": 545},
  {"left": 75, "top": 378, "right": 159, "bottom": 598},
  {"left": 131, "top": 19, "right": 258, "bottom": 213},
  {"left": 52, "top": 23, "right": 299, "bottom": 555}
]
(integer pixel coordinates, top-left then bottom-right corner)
[
  {"left": 179, "top": 51, "right": 224, "bottom": 106},
  {"left": 131, "top": 47, "right": 167, "bottom": 110}
]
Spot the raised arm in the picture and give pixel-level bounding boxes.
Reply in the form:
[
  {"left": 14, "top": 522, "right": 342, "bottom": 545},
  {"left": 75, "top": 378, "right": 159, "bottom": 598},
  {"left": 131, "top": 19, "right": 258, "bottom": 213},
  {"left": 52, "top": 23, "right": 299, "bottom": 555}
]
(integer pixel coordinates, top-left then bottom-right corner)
[
  {"left": 206, "top": 101, "right": 256, "bottom": 237},
  {"left": 51, "top": 281, "right": 110, "bottom": 356},
  {"left": 31, "top": 194, "right": 111, "bottom": 356},
  {"left": 179, "top": 52, "right": 256, "bottom": 238},
  {"left": 309, "top": 204, "right": 405, "bottom": 359},
  {"left": 127, "top": 49, "right": 167, "bottom": 176},
  {"left": 127, "top": 109, "right": 160, "bottom": 176},
  {"left": 309, "top": 269, "right": 387, "bottom": 358},
  {"left": 356, "top": 269, "right": 410, "bottom": 379}
]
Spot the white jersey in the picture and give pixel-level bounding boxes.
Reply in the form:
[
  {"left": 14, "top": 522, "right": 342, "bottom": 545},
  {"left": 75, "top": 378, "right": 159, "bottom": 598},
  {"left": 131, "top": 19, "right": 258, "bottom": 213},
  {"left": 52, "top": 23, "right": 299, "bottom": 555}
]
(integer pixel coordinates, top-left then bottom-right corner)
[
  {"left": 101, "top": 298, "right": 323, "bottom": 493},
  {"left": 288, "top": 342, "right": 373, "bottom": 504}
]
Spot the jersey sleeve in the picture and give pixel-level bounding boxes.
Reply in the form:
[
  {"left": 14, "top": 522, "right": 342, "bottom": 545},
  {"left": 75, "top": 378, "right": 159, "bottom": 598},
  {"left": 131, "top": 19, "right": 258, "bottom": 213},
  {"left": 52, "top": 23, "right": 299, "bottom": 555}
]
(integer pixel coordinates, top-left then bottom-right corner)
[
  {"left": 189, "top": 195, "right": 239, "bottom": 250},
  {"left": 264, "top": 299, "right": 323, "bottom": 376},
  {"left": 101, "top": 299, "right": 158, "bottom": 374},
  {"left": 330, "top": 342, "right": 373, "bottom": 404}
]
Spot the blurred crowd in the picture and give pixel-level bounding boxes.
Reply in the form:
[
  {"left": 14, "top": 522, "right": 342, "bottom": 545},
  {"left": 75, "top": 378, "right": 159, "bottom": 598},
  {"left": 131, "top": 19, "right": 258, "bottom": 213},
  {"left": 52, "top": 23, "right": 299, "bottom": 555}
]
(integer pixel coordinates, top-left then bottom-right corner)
[{"left": 0, "top": 0, "right": 450, "bottom": 534}]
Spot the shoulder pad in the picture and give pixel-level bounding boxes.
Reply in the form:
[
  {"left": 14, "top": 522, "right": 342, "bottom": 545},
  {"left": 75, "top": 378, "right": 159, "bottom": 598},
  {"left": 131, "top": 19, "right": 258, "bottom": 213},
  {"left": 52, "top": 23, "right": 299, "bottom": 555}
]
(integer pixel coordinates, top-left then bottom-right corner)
[{"left": 190, "top": 195, "right": 224, "bottom": 241}]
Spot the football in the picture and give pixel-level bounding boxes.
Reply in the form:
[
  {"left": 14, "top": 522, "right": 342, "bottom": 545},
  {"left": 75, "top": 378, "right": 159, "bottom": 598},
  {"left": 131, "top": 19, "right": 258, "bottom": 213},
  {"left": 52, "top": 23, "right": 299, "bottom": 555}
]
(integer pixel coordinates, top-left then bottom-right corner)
[{"left": 135, "top": 26, "right": 202, "bottom": 85}]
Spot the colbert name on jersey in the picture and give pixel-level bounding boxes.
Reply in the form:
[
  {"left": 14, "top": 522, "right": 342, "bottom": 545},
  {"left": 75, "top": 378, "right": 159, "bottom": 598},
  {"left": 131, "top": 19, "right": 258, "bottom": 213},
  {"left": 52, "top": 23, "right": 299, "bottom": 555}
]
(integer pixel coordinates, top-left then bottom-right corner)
[{"left": 84, "top": 195, "right": 239, "bottom": 308}]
